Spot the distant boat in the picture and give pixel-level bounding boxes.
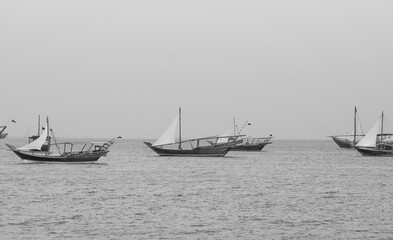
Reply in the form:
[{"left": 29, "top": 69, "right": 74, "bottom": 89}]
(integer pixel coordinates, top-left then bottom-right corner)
[
  {"left": 0, "top": 118, "right": 16, "bottom": 139},
  {"left": 330, "top": 106, "right": 364, "bottom": 148},
  {"left": 6, "top": 117, "right": 121, "bottom": 163},
  {"left": 231, "top": 136, "right": 273, "bottom": 151},
  {"left": 144, "top": 108, "right": 243, "bottom": 157},
  {"left": 225, "top": 118, "right": 273, "bottom": 152},
  {"left": 355, "top": 112, "right": 393, "bottom": 156},
  {"left": 0, "top": 126, "right": 8, "bottom": 139}
]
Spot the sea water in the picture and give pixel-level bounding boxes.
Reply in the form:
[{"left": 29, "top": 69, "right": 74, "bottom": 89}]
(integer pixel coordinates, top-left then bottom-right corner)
[{"left": 1, "top": 138, "right": 393, "bottom": 239}]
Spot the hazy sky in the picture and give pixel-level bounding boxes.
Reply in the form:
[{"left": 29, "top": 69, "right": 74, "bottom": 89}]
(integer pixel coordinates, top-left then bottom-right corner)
[{"left": 1, "top": 0, "right": 393, "bottom": 139}]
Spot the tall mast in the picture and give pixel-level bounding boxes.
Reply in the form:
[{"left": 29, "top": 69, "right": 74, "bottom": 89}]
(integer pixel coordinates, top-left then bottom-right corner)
[
  {"left": 178, "top": 107, "right": 182, "bottom": 149},
  {"left": 47, "top": 116, "right": 50, "bottom": 137},
  {"left": 381, "top": 111, "right": 384, "bottom": 136},
  {"left": 353, "top": 106, "right": 357, "bottom": 144},
  {"left": 38, "top": 115, "right": 41, "bottom": 135},
  {"left": 233, "top": 118, "right": 236, "bottom": 135},
  {"left": 46, "top": 116, "right": 51, "bottom": 151}
]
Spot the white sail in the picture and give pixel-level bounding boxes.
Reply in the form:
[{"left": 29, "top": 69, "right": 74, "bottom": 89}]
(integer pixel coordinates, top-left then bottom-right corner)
[
  {"left": 18, "top": 122, "right": 49, "bottom": 151},
  {"left": 152, "top": 113, "right": 179, "bottom": 147},
  {"left": 356, "top": 116, "right": 381, "bottom": 148}
]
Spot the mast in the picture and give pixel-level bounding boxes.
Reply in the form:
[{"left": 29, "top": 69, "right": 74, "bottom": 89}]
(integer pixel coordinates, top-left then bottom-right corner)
[
  {"left": 353, "top": 106, "right": 357, "bottom": 144},
  {"left": 47, "top": 117, "right": 50, "bottom": 137},
  {"left": 378, "top": 111, "right": 384, "bottom": 148},
  {"left": 381, "top": 111, "right": 384, "bottom": 137},
  {"left": 47, "top": 117, "right": 51, "bottom": 151},
  {"left": 233, "top": 118, "right": 236, "bottom": 135},
  {"left": 38, "top": 115, "right": 41, "bottom": 135},
  {"left": 178, "top": 107, "right": 182, "bottom": 149},
  {"left": 50, "top": 129, "right": 60, "bottom": 153}
]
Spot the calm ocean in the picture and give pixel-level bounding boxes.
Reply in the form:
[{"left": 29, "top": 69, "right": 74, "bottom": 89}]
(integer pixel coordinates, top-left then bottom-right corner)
[{"left": 1, "top": 138, "right": 392, "bottom": 239}]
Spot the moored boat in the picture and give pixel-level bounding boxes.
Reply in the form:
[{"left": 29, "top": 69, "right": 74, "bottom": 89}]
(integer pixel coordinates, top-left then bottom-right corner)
[
  {"left": 331, "top": 136, "right": 357, "bottom": 148},
  {"left": 0, "top": 118, "right": 16, "bottom": 139},
  {"left": 231, "top": 136, "right": 273, "bottom": 151},
  {"left": 0, "top": 126, "right": 8, "bottom": 139},
  {"left": 144, "top": 108, "right": 243, "bottom": 157},
  {"left": 6, "top": 117, "right": 121, "bottom": 163},
  {"left": 219, "top": 118, "right": 273, "bottom": 152},
  {"left": 355, "top": 112, "right": 393, "bottom": 156},
  {"left": 330, "top": 106, "right": 364, "bottom": 148}
]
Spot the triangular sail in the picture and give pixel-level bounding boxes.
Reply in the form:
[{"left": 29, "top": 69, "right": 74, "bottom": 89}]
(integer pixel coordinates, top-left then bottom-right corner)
[
  {"left": 152, "top": 113, "right": 179, "bottom": 147},
  {"left": 356, "top": 116, "right": 381, "bottom": 148},
  {"left": 18, "top": 122, "right": 49, "bottom": 151}
]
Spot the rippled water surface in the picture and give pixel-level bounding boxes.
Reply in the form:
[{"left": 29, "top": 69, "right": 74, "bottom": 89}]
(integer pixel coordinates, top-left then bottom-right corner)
[{"left": 1, "top": 138, "right": 393, "bottom": 239}]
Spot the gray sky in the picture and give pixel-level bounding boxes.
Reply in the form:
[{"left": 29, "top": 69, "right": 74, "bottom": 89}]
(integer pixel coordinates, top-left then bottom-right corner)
[{"left": 1, "top": 0, "right": 393, "bottom": 139}]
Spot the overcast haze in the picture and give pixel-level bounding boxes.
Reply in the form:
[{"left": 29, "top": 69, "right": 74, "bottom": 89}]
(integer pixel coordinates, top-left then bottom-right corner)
[{"left": 1, "top": 0, "right": 393, "bottom": 140}]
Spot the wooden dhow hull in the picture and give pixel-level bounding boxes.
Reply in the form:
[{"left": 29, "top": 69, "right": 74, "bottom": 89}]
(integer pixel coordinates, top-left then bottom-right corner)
[
  {"left": 144, "top": 142, "right": 231, "bottom": 157},
  {"left": 330, "top": 107, "right": 364, "bottom": 149},
  {"left": 6, "top": 144, "right": 107, "bottom": 163},
  {"left": 355, "top": 147, "right": 393, "bottom": 157},
  {"left": 331, "top": 136, "right": 357, "bottom": 149},
  {"left": 230, "top": 142, "right": 272, "bottom": 151}
]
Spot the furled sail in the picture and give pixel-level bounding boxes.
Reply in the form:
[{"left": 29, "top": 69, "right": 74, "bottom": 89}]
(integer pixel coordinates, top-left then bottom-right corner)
[
  {"left": 355, "top": 116, "right": 381, "bottom": 148},
  {"left": 152, "top": 113, "right": 179, "bottom": 147},
  {"left": 17, "top": 122, "right": 49, "bottom": 151}
]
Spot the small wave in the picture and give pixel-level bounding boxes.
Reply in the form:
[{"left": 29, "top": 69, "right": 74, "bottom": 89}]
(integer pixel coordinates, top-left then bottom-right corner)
[
  {"left": 70, "top": 214, "right": 83, "bottom": 220},
  {"left": 324, "top": 191, "right": 339, "bottom": 194},
  {"left": 8, "top": 220, "right": 32, "bottom": 226},
  {"left": 322, "top": 195, "right": 337, "bottom": 199},
  {"left": 134, "top": 212, "right": 147, "bottom": 216},
  {"left": 53, "top": 220, "right": 68, "bottom": 225}
]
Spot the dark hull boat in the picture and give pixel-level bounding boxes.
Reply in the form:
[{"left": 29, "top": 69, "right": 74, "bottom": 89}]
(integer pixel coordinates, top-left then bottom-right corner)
[
  {"left": 6, "top": 144, "right": 108, "bottom": 162},
  {"left": 330, "top": 106, "right": 364, "bottom": 149},
  {"left": 355, "top": 112, "right": 393, "bottom": 157},
  {"left": 355, "top": 146, "right": 393, "bottom": 157},
  {"left": 230, "top": 137, "right": 273, "bottom": 152},
  {"left": 145, "top": 108, "right": 243, "bottom": 157},
  {"left": 144, "top": 141, "right": 239, "bottom": 157},
  {"left": 6, "top": 117, "right": 120, "bottom": 163},
  {"left": 231, "top": 142, "right": 271, "bottom": 151},
  {"left": 219, "top": 118, "right": 273, "bottom": 152},
  {"left": 331, "top": 136, "right": 358, "bottom": 149}
]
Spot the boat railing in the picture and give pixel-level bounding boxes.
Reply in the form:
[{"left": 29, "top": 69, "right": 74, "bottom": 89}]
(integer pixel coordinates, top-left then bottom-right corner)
[
  {"left": 240, "top": 137, "right": 273, "bottom": 146},
  {"left": 205, "top": 135, "right": 245, "bottom": 147},
  {"left": 49, "top": 141, "right": 112, "bottom": 155},
  {"left": 153, "top": 135, "right": 245, "bottom": 149},
  {"left": 378, "top": 133, "right": 393, "bottom": 144},
  {"left": 330, "top": 134, "right": 365, "bottom": 138}
]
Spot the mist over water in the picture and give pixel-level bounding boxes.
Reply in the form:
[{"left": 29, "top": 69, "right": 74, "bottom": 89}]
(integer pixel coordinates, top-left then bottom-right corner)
[{"left": 1, "top": 139, "right": 393, "bottom": 239}]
